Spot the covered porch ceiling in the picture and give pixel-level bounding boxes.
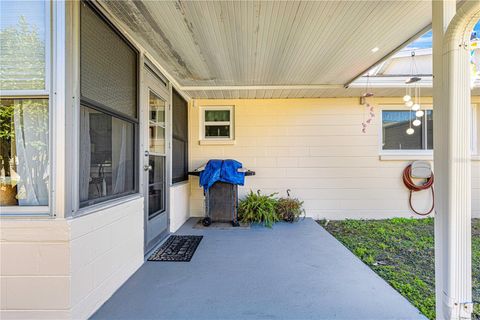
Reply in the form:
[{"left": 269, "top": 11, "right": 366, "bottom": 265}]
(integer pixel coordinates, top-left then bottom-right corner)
[{"left": 99, "top": 0, "right": 472, "bottom": 99}]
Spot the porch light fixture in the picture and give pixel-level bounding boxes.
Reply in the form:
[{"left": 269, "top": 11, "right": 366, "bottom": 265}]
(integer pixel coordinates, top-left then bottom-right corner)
[
  {"left": 371, "top": 47, "right": 379, "bottom": 53},
  {"left": 403, "top": 51, "right": 424, "bottom": 135}
]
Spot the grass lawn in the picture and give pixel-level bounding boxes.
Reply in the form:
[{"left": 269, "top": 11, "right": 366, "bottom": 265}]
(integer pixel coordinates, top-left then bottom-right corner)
[{"left": 317, "top": 218, "right": 479, "bottom": 320}]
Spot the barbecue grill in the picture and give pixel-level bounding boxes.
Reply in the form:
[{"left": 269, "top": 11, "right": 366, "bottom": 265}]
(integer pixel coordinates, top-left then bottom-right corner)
[{"left": 189, "top": 166, "right": 255, "bottom": 226}]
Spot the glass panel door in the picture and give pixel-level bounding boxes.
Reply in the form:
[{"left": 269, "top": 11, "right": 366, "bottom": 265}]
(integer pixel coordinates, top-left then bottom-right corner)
[{"left": 144, "top": 68, "right": 169, "bottom": 254}]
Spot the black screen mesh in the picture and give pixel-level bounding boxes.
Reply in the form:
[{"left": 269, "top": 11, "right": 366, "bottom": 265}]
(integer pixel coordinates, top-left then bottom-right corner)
[
  {"left": 172, "top": 89, "right": 188, "bottom": 184},
  {"left": 80, "top": 3, "right": 137, "bottom": 119}
]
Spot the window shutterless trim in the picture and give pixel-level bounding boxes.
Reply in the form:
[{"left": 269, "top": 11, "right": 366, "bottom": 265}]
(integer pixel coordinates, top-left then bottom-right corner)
[
  {"left": 80, "top": 96, "right": 139, "bottom": 124},
  {"left": 205, "top": 121, "right": 231, "bottom": 126},
  {"left": 76, "top": 193, "right": 142, "bottom": 217},
  {"left": 79, "top": 190, "right": 138, "bottom": 208},
  {"left": 172, "top": 176, "right": 189, "bottom": 184},
  {"left": 0, "top": 94, "right": 49, "bottom": 99},
  {"left": 0, "top": 1, "right": 53, "bottom": 215},
  {"left": 77, "top": 0, "right": 140, "bottom": 211},
  {"left": 0, "top": 206, "right": 51, "bottom": 217},
  {"left": 0, "top": 90, "right": 50, "bottom": 97}
]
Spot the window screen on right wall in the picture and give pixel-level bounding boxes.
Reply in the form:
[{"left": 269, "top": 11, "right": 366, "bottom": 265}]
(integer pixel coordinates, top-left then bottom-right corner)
[{"left": 172, "top": 89, "right": 188, "bottom": 184}]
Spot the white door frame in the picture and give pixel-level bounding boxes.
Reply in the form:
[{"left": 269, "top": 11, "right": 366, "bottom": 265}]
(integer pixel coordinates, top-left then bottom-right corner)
[{"left": 142, "top": 64, "right": 171, "bottom": 254}]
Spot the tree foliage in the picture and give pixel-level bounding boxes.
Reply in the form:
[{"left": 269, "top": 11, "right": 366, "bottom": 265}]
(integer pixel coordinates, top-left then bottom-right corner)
[{"left": 0, "top": 16, "right": 45, "bottom": 90}]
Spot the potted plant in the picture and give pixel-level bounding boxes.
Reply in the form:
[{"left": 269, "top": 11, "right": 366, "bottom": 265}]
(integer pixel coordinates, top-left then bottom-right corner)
[
  {"left": 238, "top": 190, "right": 279, "bottom": 227},
  {"left": 276, "top": 189, "right": 305, "bottom": 222}
]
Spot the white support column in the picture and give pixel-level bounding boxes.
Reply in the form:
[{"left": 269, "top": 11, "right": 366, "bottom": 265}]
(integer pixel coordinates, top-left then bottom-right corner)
[
  {"left": 432, "top": 3, "right": 456, "bottom": 318},
  {"left": 433, "top": 1, "right": 480, "bottom": 319}
]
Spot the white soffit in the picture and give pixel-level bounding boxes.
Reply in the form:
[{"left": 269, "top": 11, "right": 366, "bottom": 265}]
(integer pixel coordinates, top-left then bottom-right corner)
[
  {"left": 100, "top": 0, "right": 434, "bottom": 98},
  {"left": 185, "top": 87, "right": 480, "bottom": 99}
]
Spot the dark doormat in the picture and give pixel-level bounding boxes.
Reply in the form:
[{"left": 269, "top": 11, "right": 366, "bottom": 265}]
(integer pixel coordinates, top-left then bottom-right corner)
[{"left": 147, "top": 235, "right": 203, "bottom": 262}]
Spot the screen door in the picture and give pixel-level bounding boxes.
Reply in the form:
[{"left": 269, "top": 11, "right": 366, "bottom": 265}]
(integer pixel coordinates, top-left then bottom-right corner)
[{"left": 144, "top": 66, "right": 169, "bottom": 254}]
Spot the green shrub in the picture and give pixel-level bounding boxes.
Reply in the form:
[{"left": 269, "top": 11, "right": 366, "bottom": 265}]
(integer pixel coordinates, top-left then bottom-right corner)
[
  {"left": 276, "top": 190, "right": 305, "bottom": 222},
  {"left": 239, "top": 190, "right": 279, "bottom": 227}
]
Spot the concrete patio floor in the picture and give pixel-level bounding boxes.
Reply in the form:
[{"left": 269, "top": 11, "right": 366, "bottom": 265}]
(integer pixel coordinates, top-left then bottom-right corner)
[{"left": 91, "top": 218, "right": 426, "bottom": 320}]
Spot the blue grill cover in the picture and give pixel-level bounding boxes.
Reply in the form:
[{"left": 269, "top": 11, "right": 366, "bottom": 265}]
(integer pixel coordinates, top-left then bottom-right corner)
[{"left": 199, "top": 159, "right": 245, "bottom": 191}]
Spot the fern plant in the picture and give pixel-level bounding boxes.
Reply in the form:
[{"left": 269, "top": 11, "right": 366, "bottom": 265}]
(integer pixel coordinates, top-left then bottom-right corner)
[
  {"left": 239, "top": 190, "right": 279, "bottom": 227},
  {"left": 276, "top": 189, "right": 305, "bottom": 222}
]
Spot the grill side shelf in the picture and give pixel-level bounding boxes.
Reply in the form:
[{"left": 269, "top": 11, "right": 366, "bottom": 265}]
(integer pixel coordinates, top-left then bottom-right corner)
[{"left": 188, "top": 170, "right": 256, "bottom": 177}]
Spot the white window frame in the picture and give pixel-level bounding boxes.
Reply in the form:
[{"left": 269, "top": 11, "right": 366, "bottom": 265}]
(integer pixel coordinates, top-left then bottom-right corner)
[
  {"left": 75, "top": 0, "right": 140, "bottom": 212},
  {"left": 67, "top": 1, "right": 169, "bottom": 218},
  {"left": 0, "top": 0, "right": 53, "bottom": 216},
  {"left": 200, "top": 106, "right": 235, "bottom": 143},
  {"left": 379, "top": 105, "right": 480, "bottom": 161},
  {"left": 379, "top": 106, "right": 434, "bottom": 159}
]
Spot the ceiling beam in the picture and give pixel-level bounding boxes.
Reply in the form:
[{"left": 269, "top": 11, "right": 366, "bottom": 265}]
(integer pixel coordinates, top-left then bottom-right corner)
[
  {"left": 343, "top": 23, "right": 432, "bottom": 89},
  {"left": 180, "top": 84, "right": 345, "bottom": 91}
]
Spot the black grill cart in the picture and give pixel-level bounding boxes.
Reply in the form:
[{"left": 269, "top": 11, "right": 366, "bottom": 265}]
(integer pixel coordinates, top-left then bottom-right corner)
[{"left": 188, "top": 168, "right": 255, "bottom": 227}]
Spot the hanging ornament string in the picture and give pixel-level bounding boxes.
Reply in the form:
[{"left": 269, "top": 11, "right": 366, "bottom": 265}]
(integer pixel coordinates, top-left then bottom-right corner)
[
  {"left": 403, "top": 51, "right": 423, "bottom": 135},
  {"left": 361, "top": 74, "right": 375, "bottom": 134}
]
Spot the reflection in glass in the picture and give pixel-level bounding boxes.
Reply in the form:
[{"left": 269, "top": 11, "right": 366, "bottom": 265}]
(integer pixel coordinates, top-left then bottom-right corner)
[
  {"left": 205, "top": 110, "right": 230, "bottom": 122},
  {"left": 148, "top": 155, "right": 165, "bottom": 219},
  {"left": 0, "top": 1, "right": 46, "bottom": 90},
  {"left": 149, "top": 92, "right": 165, "bottom": 154},
  {"left": 205, "top": 125, "right": 230, "bottom": 138},
  {"left": 0, "top": 99, "right": 49, "bottom": 206},
  {"left": 79, "top": 106, "right": 135, "bottom": 207},
  {"left": 382, "top": 111, "right": 423, "bottom": 150}
]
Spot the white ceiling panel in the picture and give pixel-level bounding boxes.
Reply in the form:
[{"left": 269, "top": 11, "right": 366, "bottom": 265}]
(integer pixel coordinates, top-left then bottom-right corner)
[
  {"left": 100, "top": 1, "right": 479, "bottom": 99},
  {"left": 100, "top": 1, "right": 432, "bottom": 86}
]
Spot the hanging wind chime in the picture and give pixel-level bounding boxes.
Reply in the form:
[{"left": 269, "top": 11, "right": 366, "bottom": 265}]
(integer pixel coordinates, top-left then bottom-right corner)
[
  {"left": 361, "top": 74, "right": 375, "bottom": 133},
  {"left": 403, "top": 51, "right": 424, "bottom": 135}
]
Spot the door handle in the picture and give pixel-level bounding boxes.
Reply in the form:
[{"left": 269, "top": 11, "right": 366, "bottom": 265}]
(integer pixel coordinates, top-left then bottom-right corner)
[{"left": 144, "top": 165, "right": 153, "bottom": 171}]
